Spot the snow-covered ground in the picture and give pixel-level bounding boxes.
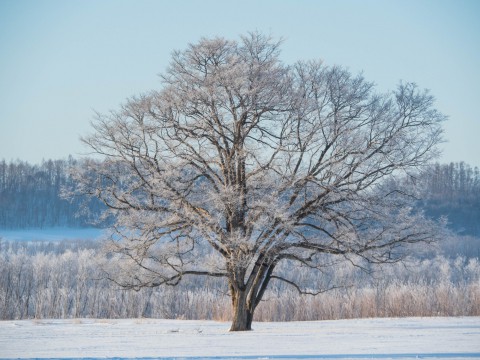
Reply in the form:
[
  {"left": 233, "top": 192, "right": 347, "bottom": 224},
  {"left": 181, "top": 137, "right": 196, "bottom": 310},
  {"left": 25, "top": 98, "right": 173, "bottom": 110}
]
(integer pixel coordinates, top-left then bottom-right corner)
[{"left": 0, "top": 317, "right": 479, "bottom": 359}]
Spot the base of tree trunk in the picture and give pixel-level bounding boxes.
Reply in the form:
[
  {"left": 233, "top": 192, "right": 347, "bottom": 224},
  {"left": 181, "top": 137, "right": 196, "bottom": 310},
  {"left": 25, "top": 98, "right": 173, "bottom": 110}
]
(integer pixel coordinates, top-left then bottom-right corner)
[
  {"left": 229, "top": 297, "right": 254, "bottom": 331},
  {"left": 229, "top": 320, "right": 253, "bottom": 331}
]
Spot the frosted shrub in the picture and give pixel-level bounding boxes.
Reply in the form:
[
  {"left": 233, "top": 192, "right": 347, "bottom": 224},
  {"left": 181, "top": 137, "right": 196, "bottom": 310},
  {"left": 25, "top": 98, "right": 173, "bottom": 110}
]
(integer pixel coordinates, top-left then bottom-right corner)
[{"left": 0, "top": 240, "right": 479, "bottom": 320}]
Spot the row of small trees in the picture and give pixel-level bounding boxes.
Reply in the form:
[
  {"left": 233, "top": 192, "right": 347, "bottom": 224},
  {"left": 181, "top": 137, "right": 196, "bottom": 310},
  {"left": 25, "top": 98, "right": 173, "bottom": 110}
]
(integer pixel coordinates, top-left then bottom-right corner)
[{"left": 1, "top": 239, "right": 478, "bottom": 321}]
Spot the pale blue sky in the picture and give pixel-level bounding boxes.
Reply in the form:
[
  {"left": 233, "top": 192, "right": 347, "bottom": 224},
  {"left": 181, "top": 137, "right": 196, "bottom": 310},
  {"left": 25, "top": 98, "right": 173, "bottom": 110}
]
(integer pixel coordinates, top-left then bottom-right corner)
[{"left": 1, "top": 0, "right": 479, "bottom": 167}]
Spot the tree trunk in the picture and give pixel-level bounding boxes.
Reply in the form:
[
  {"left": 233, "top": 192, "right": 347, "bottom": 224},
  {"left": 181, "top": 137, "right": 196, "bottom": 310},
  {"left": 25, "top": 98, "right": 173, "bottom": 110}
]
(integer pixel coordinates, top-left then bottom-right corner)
[{"left": 229, "top": 289, "right": 254, "bottom": 331}]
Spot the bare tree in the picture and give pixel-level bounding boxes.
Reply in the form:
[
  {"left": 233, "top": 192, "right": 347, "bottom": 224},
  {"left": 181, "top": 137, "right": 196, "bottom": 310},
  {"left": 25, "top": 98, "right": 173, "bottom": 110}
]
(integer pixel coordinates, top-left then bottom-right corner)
[{"left": 71, "top": 33, "right": 445, "bottom": 331}]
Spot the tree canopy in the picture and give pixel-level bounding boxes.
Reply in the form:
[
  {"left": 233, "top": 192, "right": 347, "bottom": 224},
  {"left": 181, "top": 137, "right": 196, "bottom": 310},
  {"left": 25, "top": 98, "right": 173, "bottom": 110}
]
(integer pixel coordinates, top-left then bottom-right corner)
[{"left": 72, "top": 32, "right": 445, "bottom": 330}]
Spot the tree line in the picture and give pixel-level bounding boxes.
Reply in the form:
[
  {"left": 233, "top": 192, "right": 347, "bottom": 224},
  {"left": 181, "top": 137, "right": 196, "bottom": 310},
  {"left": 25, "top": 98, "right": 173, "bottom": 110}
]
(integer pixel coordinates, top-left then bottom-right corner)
[
  {"left": 1, "top": 157, "right": 478, "bottom": 237},
  {"left": 0, "top": 157, "right": 104, "bottom": 229},
  {"left": 420, "top": 162, "right": 480, "bottom": 236}
]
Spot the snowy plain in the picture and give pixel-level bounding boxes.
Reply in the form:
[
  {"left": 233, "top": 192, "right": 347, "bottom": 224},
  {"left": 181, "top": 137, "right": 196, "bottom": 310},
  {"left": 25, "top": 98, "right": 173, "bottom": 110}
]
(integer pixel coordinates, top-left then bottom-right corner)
[
  {"left": 1, "top": 230, "right": 479, "bottom": 359},
  {"left": 1, "top": 317, "right": 479, "bottom": 359}
]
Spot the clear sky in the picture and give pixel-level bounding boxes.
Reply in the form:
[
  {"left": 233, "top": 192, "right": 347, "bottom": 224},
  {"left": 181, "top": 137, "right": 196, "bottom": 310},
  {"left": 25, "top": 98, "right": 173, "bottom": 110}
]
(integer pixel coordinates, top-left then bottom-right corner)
[{"left": 1, "top": 0, "right": 479, "bottom": 167}]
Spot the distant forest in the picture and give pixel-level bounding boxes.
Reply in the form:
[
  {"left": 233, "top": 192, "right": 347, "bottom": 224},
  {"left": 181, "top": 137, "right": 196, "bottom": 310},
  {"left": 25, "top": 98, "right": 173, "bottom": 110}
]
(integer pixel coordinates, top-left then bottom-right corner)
[
  {"left": 420, "top": 162, "right": 480, "bottom": 236},
  {"left": 0, "top": 157, "right": 104, "bottom": 228},
  {"left": 0, "top": 158, "right": 479, "bottom": 236}
]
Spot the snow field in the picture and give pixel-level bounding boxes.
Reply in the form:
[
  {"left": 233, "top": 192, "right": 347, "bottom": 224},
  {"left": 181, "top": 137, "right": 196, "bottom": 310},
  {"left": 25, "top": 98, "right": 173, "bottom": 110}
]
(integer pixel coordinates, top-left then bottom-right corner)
[{"left": 0, "top": 317, "right": 479, "bottom": 359}]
